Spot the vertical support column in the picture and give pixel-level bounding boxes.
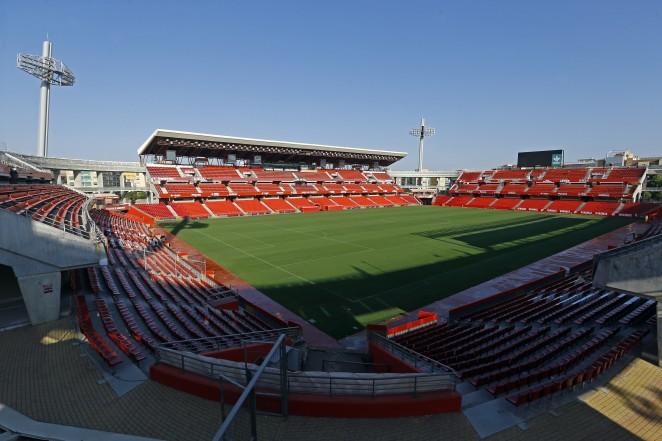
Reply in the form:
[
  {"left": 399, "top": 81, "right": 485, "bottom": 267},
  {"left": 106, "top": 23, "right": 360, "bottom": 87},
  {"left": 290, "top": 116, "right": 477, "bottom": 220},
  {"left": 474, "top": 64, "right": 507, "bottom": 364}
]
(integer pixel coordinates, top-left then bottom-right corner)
[
  {"left": 657, "top": 299, "right": 662, "bottom": 368},
  {"left": 17, "top": 271, "right": 61, "bottom": 324},
  {"left": 280, "top": 341, "right": 289, "bottom": 418},
  {"left": 38, "top": 40, "right": 52, "bottom": 157},
  {"left": 417, "top": 119, "right": 425, "bottom": 172}
]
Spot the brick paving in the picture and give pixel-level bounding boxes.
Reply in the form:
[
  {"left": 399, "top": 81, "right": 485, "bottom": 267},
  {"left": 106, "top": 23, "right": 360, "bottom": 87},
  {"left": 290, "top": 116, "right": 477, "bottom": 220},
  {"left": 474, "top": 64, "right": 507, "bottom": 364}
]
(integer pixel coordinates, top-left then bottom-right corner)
[
  {"left": 0, "top": 319, "right": 657, "bottom": 441},
  {"left": 583, "top": 358, "right": 662, "bottom": 441}
]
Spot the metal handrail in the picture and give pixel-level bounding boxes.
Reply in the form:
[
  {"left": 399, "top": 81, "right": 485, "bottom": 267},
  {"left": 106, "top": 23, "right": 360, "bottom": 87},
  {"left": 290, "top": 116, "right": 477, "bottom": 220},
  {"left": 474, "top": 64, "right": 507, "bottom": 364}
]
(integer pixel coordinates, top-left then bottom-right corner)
[
  {"left": 212, "top": 334, "right": 286, "bottom": 441},
  {"left": 157, "top": 347, "right": 456, "bottom": 398},
  {"left": 368, "top": 331, "right": 458, "bottom": 377},
  {"left": 156, "top": 327, "right": 302, "bottom": 352}
]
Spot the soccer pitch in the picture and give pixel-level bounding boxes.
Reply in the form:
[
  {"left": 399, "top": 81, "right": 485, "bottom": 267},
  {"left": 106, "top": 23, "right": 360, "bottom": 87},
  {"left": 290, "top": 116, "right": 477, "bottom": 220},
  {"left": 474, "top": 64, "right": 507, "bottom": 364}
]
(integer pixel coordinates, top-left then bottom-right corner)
[{"left": 163, "top": 206, "right": 631, "bottom": 338}]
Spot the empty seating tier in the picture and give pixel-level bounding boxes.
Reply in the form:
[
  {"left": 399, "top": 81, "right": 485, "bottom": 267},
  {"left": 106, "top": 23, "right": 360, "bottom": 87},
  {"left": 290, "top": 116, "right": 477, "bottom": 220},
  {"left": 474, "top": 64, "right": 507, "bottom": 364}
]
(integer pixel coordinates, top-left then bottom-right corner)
[
  {"left": 389, "top": 265, "right": 653, "bottom": 406},
  {"left": 204, "top": 200, "right": 242, "bottom": 216},
  {"left": 234, "top": 199, "right": 269, "bottom": 215},
  {"left": 435, "top": 166, "right": 652, "bottom": 217},
  {"left": 170, "top": 202, "right": 209, "bottom": 218}
]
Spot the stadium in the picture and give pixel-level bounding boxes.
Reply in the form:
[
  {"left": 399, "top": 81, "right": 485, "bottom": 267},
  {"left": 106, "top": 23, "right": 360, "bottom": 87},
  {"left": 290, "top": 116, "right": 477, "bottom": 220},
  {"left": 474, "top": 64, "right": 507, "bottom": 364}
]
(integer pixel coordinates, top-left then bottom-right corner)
[{"left": 2, "top": 6, "right": 662, "bottom": 441}]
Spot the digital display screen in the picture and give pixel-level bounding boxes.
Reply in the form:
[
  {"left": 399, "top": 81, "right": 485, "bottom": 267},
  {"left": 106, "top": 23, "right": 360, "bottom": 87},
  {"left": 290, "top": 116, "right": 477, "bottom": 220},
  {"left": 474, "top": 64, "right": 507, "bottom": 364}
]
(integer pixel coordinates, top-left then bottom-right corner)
[{"left": 517, "top": 149, "right": 563, "bottom": 167}]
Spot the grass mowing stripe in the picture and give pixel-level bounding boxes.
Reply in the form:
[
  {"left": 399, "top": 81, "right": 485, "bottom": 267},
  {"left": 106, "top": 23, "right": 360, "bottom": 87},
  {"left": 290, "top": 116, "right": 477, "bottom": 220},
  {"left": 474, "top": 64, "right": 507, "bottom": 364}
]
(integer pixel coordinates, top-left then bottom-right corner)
[{"left": 163, "top": 206, "right": 632, "bottom": 338}]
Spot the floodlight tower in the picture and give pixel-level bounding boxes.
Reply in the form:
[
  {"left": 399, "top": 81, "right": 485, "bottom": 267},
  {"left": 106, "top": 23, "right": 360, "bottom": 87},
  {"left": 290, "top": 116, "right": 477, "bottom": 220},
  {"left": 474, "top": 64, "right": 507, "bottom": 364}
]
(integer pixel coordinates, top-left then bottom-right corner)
[
  {"left": 409, "top": 118, "right": 435, "bottom": 172},
  {"left": 17, "top": 40, "right": 75, "bottom": 157}
]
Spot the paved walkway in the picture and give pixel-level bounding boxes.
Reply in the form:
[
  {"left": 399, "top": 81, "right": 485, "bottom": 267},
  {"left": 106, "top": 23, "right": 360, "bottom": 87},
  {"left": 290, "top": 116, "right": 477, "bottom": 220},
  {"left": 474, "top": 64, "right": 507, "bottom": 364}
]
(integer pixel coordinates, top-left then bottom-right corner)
[
  {"left": 0, "top": 319, "right": 658, "bottom": 441},
  {"left": 582, "top": 358, "right": 662, "bottom": 441}
]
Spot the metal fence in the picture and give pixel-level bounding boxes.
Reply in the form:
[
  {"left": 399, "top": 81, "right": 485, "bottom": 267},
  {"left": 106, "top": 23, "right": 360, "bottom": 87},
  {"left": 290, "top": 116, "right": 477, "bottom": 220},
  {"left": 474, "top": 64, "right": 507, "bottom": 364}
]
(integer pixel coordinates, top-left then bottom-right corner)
[{"left": 156, "top": 334, "right": 456, "bottom": 399}]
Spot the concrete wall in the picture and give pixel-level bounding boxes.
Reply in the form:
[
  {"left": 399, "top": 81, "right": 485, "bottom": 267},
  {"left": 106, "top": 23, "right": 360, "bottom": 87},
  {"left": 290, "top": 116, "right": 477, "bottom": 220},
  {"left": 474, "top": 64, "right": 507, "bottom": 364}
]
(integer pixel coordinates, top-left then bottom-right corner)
[
  {"left": 593, "top": 235, "right": 662, "bottom": 297},
  {"left": 0, "top": 210, "right": 102, "bottom": 324}
]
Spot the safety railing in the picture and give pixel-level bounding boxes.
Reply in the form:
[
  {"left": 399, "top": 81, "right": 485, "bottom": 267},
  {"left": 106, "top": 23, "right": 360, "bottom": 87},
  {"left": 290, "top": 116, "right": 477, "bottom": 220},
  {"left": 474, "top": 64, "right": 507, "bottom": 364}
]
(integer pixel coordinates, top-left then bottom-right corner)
[
  {"left": 156, "top": 327, "right": 303, "bottom": 353},
  {"left": 211, "top": 334, "right": 289, "bottom": 441},
  {"left": 368, "top": 331, "right": 458, "bottom": 377},
  {"left": 156, "top": 335, "right": 456, "bottom": 400}
]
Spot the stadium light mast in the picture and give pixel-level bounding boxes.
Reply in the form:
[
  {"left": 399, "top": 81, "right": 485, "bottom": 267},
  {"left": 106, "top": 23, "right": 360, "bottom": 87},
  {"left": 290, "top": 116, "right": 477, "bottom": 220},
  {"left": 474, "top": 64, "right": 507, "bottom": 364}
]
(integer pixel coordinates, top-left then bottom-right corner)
[
  {"left": 17, "top": 40, "right": 75, "bottom": 157},
  {"left": 409, "top": 117, "right": 435, "bottom": 172}
]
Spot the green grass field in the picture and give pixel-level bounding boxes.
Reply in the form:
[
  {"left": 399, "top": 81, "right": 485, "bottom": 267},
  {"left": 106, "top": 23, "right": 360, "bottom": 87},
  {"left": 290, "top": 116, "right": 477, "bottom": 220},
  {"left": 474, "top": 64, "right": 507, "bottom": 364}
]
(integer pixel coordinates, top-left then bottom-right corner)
[{"left": 162, "top": 206, "right": 631, "bottom": 338}]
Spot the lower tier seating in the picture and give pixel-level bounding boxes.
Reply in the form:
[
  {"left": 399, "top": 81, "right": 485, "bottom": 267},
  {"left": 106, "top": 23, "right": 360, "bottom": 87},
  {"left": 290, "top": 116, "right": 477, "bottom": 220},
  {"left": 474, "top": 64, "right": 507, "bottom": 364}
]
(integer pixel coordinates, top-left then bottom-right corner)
[
  {"left": 205, "top": 200, "right": 243, "bottom": 216},
  {"left": 170, "top": 201, "right": 210, "bottom": 218},
  {"left": 234, "top": 198, "right": 270, "bottom": 215},
  {"left": 389, "top": 265, "right": 653, "bottom": 406},
  {"left": 262, "top": 197, "right": 297, "bottom": 213}
]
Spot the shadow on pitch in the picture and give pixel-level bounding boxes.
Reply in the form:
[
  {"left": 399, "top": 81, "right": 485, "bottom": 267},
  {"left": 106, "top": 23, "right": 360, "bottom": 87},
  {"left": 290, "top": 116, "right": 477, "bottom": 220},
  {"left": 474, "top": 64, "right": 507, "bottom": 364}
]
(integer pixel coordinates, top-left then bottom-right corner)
[
  {"left": 252, "top": 216, "right": 630, "bottom": 339},
  {"left": 161, "top": 217, "right": 209, "bottom": 236}
]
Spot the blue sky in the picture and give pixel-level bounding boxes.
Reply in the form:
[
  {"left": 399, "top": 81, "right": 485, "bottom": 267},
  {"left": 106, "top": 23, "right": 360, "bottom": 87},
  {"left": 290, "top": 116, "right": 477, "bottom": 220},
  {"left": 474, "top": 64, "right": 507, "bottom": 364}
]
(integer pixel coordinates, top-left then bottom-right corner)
[{"left": 1, "top": 0, "right": 661, "bottom": 170}]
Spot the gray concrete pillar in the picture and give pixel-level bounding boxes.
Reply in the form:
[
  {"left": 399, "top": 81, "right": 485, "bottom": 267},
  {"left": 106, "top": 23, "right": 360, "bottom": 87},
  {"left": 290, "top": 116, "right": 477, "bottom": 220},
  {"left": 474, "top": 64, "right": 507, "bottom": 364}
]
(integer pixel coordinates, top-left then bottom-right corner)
[
  {"left": 657, "top": 300, "right": 662, "bottom": 368},
  {"left": 17, "top": 271, "right": 61, "bottom": 325}
]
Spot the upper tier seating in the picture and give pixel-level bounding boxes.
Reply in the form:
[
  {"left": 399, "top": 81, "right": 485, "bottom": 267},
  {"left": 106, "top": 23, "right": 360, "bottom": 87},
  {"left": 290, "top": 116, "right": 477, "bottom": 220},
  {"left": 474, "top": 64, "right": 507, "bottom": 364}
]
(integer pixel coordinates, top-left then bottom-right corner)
[
  {"left": 335, "top": 169, "right": 367, "bottom": 181},
  {"left": 255, "top": 183, "right": 283, "bottom": 195},
  {"left": 362, "top": 183, "right": 382, "bottom": 193},
  {"left": 163, "top": 183, "right": 199, "bottom": 198},
  {"left": 526, "top": 183, "right": 556, "bottom": 196},
  {"left": 476, "top": 184, "right": 499, "bottom": 195},
  {"left": 457, "top": 171, "right": 482, "bottom": 182},
  {"left": 500, "top": 183, "right": 528, "bottom": 195},
  {"left": 604, "top": 167, "right": 645, "bottom": 183},
  {"left": 295, "top": 170, "right": 333, "bottom": 182},
  {"left": 319, "top": 183, "right": 345, "bottom": 194},
  {"left": 234, "top": 199, "right": 270, "bottom": 215},
  {"left": 291, "top": 184, "right": 319, "bottom": 194},
  {"left": 452, "top": 184, "right": 479, "bottom": 194},
  {"left": 585, "top": 184, "right": 630, "bottom": 199},
  {"left": 198, "top": 166, "right": 245, "bottom": 181},
  {"left": 228, "top": 183, "right": 261, "bottom": 197},
  {"left": 252, "top": 169, "right": 296, "bottom": 182},
  {"left": 204, "top": 200, "right": 243, "bottom": 216},
  {"left": 379, "top": 183, "right": 401, "bottom": 193},
  {"left": 147, "top": 165, "right": 187, "bottom": 182},
  {"left": 556, "top": 184, "right": 588, "bottom": 197},
  {"left": 368, "top": 171, "right": 392, "bottom": 181},
  {"left": 0, "top": 184, "right": 89, "bottom": 236},
  {"left": 342, "top": 183, "right": 365, "bottom": 194},
  {"left": 491, "top": 169, "right": 530, "bottom": 181},
  {"left": 198, "top": 183, "right": 231, "bottom": 197},
  {"left": 539, "top": 168, "right": 588, "bottom": 182},
  {"left": 170, "top": 202, "right": 209, "bottom": 218}
]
